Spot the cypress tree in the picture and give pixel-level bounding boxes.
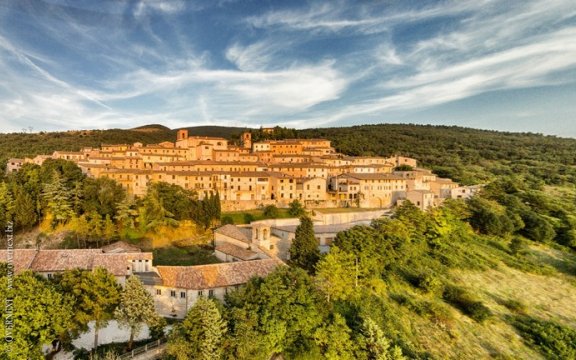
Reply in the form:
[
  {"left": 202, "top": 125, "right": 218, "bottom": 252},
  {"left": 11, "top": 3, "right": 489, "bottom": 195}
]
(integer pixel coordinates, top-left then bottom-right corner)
[{"left": 289, "top": 216, "right": 320, "bottom": 274}]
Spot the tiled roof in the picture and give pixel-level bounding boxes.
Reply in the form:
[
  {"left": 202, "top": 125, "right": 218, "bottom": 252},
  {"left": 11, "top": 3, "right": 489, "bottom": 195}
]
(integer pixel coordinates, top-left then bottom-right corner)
[
  {"left": 272, "top": 222, "right": 361, "bottom": 234},
  {"left": 340, "top": 173, "right": 405, "bottom": 181},
  {"left": 0, "top": 249, "right": 37, "bottom": 273},
  {"left": 215, "top": 224, "right": 252, "bottom": 243},
  {"left": 0, "top": 249, "right": 152, "bottom": 275},
  {"left": 215, "top": 243, "right": 259, "bottom": 261},
  {"left": 92, "top": 254, "right": 130, "bottom": 276},
  {"left": 30, "top": 249, "right": 102, "bottom": 272},
  {"left": 156, "top": 259, "right": 282, "bottom": 289}
]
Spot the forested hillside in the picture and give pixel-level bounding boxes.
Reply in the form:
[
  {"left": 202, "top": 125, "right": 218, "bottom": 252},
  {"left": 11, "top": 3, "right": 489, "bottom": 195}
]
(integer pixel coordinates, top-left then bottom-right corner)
[
  {"left": 297, "top": 124, "right": 576, "bottom": 185},
  {"left": 1, "top": 123, "right": 576, "bottom": 359},
  {"left": 3, "top": 123, "right": 576, "bottom": 185}
]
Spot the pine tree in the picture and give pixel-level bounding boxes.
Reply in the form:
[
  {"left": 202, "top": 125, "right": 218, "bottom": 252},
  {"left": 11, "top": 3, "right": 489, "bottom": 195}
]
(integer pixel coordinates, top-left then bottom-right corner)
[
  {"left": 289, "top": 216, "right": 320, "bottom": 274},
  {"left": 102, "top": 215, "right": 116, "bottom": 243},
  {"left": 13, "top": 188, "right": 37, "bottom": 230},
  {"left": 357, "top": 318, "right": 405, "bottom": 360},
  {"left": 0, "top": 181, "right": 15, "bottom": 229},
  {"left": 115, "top": 276, "right": 163, "bottom": 350},
  {"left": 42, "top": 171, "right": 73, "bottom": 227},
  {"left": 167, "top": 297, "right": 227, "bottom": 360},
  {"left": 115, "top": 198, "right": 137, "bottom": 235}
]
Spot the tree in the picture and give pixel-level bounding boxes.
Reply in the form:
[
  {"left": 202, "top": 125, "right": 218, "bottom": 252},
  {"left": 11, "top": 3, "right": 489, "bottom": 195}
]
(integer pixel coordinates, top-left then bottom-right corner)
[
  {"left": 138, "top": 185, "right": 179, "bottom": 232},
  {"left": 56, "top": 268, "right": 121, "bottom": 350},
  {"left": 82, "top": 177, "right": 126, "bottom": 218},
  {"left": 289, "top": 216, "right": 320, "bottom": 274},
  {"left": 394, "top": 164, "right": 413, "bottom": 171},
  {"left": 356, "top": 317, "right": 405, "bottom": 360},
  {"left": 263, "top": 204, "right": 279, "bottom": 218},
  {"left": 13, "top": 188, "right": 37, "bottom": 230},
  {"left": 115, "top": 198, "right": 138, "bottom": 237},
  {"left": 313, "top": 313, "right": 357, "bottom": 359},
  {"left": 288, "top": 200, "right": 305, "bottom": 217},
  {"left": 42, "top": 171, "right": 74, "bottom": 227},
  {"left": 225, "top": 266, "right": 326, "bottom": 358},
  {"left": 115, "top": 276, "right": 163, "bottom": 350},
  {"left": 102, "top": 214, "right": 116, "bottom": 242},
  {"left": 0, "top": 272, "right": 72, "bottom": 360},
  {"left": 315, "top": 246, "right": 357, "bottom": 302},
  {"left": 0, "top": 182, "right": 14, "bottom": 230},
  {"left": 167, "top": 297, "right": 227, "bottom": 360}
]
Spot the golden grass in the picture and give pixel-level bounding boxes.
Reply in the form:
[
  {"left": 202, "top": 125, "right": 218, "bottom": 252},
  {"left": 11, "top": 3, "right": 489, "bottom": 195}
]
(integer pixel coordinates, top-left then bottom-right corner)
[{"left": 390, "top": 247, "right": 576, "bottom": 359}]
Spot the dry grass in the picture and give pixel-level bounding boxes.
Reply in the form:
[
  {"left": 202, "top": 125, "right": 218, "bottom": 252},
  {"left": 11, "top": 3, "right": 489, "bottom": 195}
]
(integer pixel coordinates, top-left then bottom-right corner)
[
  {"left": 396, "top": 247, "right": 576, "bottom": 359},
  {"left": 148, "top": 221, "right": 205, "bottom": 248}
]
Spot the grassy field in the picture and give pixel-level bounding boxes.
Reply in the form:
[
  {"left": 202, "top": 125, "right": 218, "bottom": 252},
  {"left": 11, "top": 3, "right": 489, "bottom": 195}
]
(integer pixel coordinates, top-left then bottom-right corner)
[
  {"left": 221, "top": 208, "right": 294, "bottom": 224},
  {"left": 152, "top": 245, "right": 220, "bottom": 266},
  {"left": 384, "top": 244, "right": 576, "bottom": 359}
]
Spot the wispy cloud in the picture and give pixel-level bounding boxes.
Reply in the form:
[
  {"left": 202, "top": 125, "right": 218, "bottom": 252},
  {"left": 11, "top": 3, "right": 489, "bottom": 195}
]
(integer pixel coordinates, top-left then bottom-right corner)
[{"left": 0, "top": 0, "right": 575, "bottom": 135}]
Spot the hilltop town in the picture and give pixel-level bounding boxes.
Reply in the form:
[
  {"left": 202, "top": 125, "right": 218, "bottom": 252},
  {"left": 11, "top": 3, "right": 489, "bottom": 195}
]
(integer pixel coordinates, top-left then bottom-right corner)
[{"left": 7, "top": 129, "right": 477, "bottom": 212}]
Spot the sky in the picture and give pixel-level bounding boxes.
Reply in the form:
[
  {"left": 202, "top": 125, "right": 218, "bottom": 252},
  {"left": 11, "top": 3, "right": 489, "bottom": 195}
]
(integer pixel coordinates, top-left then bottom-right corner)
[{"left": 0, "top": 0, "right": 575, "bottom": 137}]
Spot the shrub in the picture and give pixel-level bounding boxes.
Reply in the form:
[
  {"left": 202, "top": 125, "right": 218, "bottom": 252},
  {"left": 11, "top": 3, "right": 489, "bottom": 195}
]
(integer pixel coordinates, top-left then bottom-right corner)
[
  {"left": 510, "top": 315, "right": 576, "bottom": 359},
  {"left": 243, "top": 213, "right": 255, "bottom": 224},
  {"left": 442, "top": 284, "right": 492, "bottom": 323},
  {"left": 509, "top": 236, "right": 528, "bottom": 255},
  {"left": 417, "top": 273, "right": 444, "bottom": 294},
  {"left": 262, "top": 205, "right": 279, "bottom": 218},
  {"left": 221, "top": 215, "right": 234, "bottom": 225},
  {"left": 288, "top": 200, "right": 305, "bottom": 217},
  {"left": 501, "top": 299, "right": 527, "bottom": 314}
]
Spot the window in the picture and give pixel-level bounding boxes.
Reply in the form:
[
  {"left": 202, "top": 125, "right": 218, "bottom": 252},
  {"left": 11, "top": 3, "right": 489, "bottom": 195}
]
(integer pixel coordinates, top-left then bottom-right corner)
[
  {"left": 47, "top": 273, "right": 53, "bottom": 279},
  {"left": 156, "top": 289, "right": 162, "bottom": 295},
  {"left": 170, "top": 290, "right": 176, "bottom": 297},
  {"left": 208, "top": 289, "right": 215, "bottom": 298},
  {"left": 198, "top": 290, "right": 203, "bottom": 297},
  {"left": 180, "top": 292, "right": 186, "bottom": 299}
]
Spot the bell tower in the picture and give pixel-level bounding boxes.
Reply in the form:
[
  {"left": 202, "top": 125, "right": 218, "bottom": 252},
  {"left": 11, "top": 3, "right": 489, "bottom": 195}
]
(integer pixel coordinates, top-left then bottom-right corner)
[
  {"left": 242, "top": 131, "right": 252, "bottom": 150},
  {"left": 177, "top": 129, "right": 189, "bottom": 141}
]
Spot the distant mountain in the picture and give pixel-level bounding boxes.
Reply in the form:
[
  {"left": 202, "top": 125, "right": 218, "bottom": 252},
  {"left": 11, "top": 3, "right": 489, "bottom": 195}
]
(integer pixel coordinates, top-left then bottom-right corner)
[
  {"left": 131, "top": 124, "right": 172, "bottom": 132},
  {"left": 182, "top": 125, "right": 252, "bottom": 139}
]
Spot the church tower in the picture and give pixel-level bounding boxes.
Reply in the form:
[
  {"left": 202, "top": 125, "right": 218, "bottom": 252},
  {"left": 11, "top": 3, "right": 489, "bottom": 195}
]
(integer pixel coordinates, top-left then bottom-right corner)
[{"left": 242, "top": 132, "right": 252, "bottom": 150}]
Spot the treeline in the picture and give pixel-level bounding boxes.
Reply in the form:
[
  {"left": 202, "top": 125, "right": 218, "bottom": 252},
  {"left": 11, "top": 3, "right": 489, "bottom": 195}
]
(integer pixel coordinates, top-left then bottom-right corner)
[
  {"left": 167, "top": 196, "right": 576, "bottom": 359},
  {"left": 0, "top": 267, "right": 164, "bottom": 359},
  {"left": 4, "top": 123, "right": 576, "bottom": 186},
  {"left": 1, "top": 197, "right": 575, "bottom": 359},
  {"left": 0, "top": 128, "right": 175, "bottom": 173},
  {"left": 297, "top": 124, "right": 576, "bottom": 185},
  {"left": 0, "top": 159, "right": 220, "bottom": 245},
  {"left": 467, "top": 177, "right": 576, "bottom": 250}
]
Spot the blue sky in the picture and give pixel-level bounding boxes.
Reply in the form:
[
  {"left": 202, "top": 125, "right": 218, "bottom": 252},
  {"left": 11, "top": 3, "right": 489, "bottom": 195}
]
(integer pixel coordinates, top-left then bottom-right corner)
[{"left": 1, "top": 0, "right": 575, "bottom": 136}]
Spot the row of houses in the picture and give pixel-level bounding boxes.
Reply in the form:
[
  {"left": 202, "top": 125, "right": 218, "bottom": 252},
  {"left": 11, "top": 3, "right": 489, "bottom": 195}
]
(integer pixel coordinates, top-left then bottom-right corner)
[
  {"left": 6, "top": 129, "right": 480, "bottom": 211},
  {"left": 0, "top": 242, "right": 282, "bottom": 319}
]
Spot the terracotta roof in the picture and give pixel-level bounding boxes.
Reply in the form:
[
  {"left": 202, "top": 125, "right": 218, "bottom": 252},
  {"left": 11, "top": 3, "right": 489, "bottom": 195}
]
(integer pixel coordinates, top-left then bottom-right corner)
[
  {"left": 215, "top": 224, "right": 252, "bottom": 243},
  {"left": 0, "top": 249, "right": 152, "bottom": 275},
  {"left": 101, "top": 241, "right": 142, "bottom": 253},
  {"left": 272, "top": 223, "right": 360, "bottom": 234},
  {"left": 157, "top": 160, "right": 265, "bottom": 166},
  {"left": 269, "top": 163, "right": 329, "bottom": 169},
  {"left": 156, "top": 259, "right": 282, "bottom": 289},
  {"left": 30, "top": 249, "right": 102, "bottom": 272},
  {"left": 340, "top": 173, "right": 405, "bottom": 181},
  {"left": 215, "top": 243, "right": 259, "bottom": 260},
  {"left": 0, "top": 249, "right": 37, "bottom": 273},
  {"left": 92, "top": 254, "right": 130, "bottom": 276}
]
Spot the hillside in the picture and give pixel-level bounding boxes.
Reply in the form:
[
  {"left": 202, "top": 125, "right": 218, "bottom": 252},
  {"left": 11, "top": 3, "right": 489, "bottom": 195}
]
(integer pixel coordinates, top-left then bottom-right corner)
[{"left": 1, "top": 123, "right": 575, "bottom": 359}]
